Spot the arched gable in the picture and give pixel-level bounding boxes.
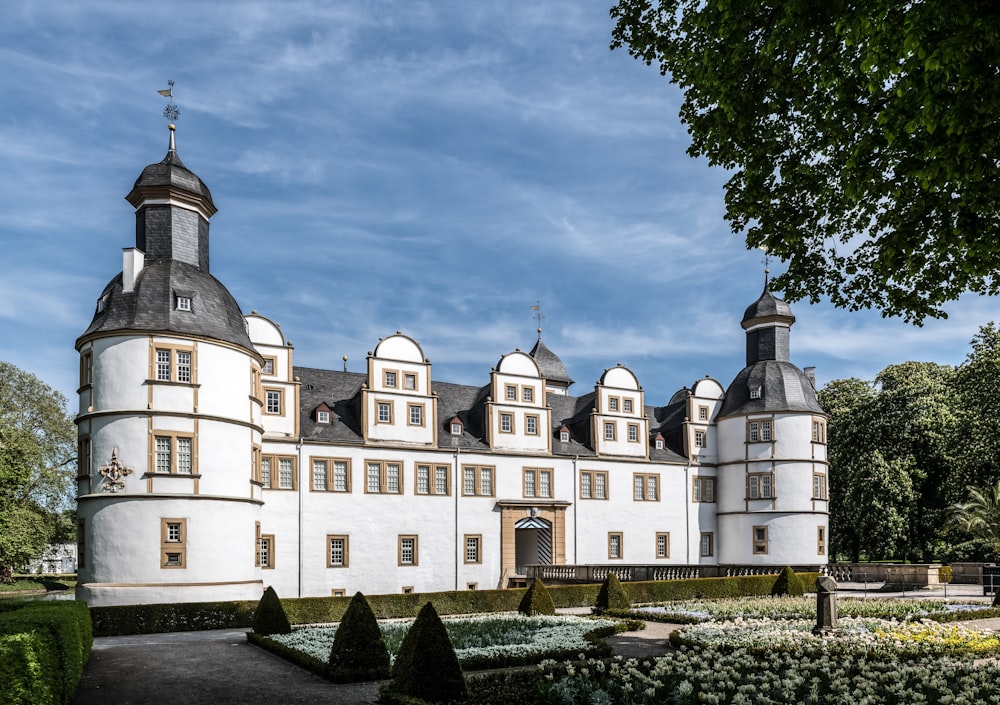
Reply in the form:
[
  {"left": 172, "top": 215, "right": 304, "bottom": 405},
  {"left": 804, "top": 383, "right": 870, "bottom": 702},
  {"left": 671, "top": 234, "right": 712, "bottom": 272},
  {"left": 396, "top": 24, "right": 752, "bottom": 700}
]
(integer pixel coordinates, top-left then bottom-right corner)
[{"left": 373, "top": 332, "right": 425, "bottom": 363}]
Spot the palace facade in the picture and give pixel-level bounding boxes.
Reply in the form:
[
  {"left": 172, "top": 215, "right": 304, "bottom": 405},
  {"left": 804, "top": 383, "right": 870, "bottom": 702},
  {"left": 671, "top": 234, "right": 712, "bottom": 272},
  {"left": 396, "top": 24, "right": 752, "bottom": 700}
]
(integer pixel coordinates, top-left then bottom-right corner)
[{"left": 75, "top": 128, "right": 828, "bottom": 606}]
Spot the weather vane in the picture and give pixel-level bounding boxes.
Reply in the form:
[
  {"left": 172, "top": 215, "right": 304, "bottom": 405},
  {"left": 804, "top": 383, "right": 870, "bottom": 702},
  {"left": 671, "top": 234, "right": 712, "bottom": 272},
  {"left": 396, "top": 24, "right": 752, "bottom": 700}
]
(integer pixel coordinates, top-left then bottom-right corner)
[
  {"left": 758, "top": 245, "right": 771, "bottom": 286},
  {"left": 531, "top": 301, "right": 545, "bottom": 339},
  {"left": 158, "top": 80, "right": 180, "bottom": 122}
]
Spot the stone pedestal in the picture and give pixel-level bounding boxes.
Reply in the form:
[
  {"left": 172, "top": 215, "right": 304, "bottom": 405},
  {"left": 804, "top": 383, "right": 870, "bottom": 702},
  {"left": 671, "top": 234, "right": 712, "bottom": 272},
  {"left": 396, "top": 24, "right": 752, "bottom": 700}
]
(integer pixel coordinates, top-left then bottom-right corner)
[{"left": 813, "top": 575, "right": 838, "bottom": 636}]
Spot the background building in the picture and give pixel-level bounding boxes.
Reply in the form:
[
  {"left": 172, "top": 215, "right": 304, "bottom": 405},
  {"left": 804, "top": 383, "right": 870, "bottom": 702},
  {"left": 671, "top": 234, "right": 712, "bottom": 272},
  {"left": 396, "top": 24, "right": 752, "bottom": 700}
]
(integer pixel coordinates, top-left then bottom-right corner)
[{"left": 75, "top": 129, "right": 828, "bottom": 606}]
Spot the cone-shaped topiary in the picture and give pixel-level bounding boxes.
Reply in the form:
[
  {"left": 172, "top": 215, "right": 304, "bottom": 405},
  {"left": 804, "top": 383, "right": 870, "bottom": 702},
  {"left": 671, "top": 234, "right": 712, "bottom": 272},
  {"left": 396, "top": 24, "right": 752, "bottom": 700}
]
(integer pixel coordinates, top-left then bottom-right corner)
[
  {"left": 594, "top": 572, "right": 631, "bottom": 613},
  {"left": 387, "top": 602, "right": 467, "bottom": 704},
  {"left": 771, "top": 566, "right": 806, "bottom": 596},
  {"left": 518, "top": 577, "right": 556, "bottom": 616},
  {"left": 328, "top": 591, "right": 390, "bottom": 682},
  {"left": 252, "top": 586, "right": 292, "bottom": 635}
]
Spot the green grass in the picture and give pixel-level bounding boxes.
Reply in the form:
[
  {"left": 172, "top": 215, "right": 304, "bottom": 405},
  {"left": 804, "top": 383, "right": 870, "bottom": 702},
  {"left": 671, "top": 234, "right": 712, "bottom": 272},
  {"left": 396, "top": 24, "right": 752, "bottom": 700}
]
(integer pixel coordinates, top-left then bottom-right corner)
[{"left": 0, "top": 576, "right": 76, "bottom": 594}]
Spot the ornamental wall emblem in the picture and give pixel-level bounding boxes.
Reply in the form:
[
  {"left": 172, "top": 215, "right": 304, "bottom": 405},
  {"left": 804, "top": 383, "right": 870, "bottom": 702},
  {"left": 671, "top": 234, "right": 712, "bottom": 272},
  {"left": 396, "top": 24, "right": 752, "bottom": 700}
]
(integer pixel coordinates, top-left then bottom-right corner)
[{"left": 99, "top": 448, "right": 134, "bottom": 493}]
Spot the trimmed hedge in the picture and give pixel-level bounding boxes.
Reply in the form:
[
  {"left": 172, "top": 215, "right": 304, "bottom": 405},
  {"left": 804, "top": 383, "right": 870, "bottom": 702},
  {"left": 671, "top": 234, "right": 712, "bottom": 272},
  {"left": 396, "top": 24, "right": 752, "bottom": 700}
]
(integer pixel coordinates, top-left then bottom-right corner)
[
  {"left": 90, "top": 572, "right": 820, "bottom": 636},
  {"left": 384, "top": 602, "right": 468, "bottom": 704},
  {"left": 0, "top": 600, "right": 93, "bottom": 705},
  {"left": 518, "top": 578, "right": 556, "bottom": 616},
  {"left": 594, "top": 573, "right": 631, "bottom": 613},
  {"left": 327, "top": 592, "right": 390, "bottom": 682},
  {"left": 772, "top": 566, "right": 806, "bottom": 596},
  {"left": 251, "top": 586, "right": 291, "bottom": 635}
]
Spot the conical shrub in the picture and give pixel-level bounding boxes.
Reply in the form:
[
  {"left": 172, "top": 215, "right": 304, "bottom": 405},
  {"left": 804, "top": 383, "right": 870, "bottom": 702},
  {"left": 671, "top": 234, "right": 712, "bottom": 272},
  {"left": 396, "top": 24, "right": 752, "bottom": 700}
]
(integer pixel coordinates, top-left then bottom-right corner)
[
  {"left": 252, "top": 586, "right": 291, "bottom": 635},
  {"left": 518, "top": 577, "right": 556, "bottom": 616},
  {"left": 771, "top": 566, "right": 805, "bottom": 596},
  {"left": 328, "top": 591, "right": 390, "bottom": 682},
  {"left": 594, "top": 572, "right": 630, "bottom": 613},
  {"left": 386, "top": 602, "right": 467, "bottom": 704}
]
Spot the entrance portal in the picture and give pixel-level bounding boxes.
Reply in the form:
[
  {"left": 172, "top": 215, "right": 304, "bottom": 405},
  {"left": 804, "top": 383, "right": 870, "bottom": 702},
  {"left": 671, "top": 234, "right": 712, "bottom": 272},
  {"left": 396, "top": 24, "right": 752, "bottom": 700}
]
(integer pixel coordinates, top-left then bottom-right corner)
[{"left": 514, "top": 516, "right": 552, "bottom": 575}]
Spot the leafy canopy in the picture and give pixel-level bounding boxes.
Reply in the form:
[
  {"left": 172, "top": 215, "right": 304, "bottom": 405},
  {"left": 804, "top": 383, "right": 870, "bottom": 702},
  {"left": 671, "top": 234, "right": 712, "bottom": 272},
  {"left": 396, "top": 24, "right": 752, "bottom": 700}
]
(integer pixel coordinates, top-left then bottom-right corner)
[{"left": 611, "top": 0, "right": 1000, "bottom": 322}]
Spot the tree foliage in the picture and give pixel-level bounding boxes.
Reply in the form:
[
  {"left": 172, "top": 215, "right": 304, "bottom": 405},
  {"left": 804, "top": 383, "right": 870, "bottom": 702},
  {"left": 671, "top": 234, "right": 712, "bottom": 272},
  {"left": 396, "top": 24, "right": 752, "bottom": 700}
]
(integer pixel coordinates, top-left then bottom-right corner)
[
  {"left": 0, "top": 362, "right": 76, "bottom": 580},
  {"left": 610, "top": 0, "right": 1000, "bottom": 322}
]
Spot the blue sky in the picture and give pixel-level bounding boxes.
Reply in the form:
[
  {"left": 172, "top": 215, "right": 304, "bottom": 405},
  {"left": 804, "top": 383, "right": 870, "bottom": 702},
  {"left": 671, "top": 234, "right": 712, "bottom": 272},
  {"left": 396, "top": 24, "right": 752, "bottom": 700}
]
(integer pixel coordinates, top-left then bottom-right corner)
[{"left": 1, "top": 1, "right": 996, "bottom": 408}]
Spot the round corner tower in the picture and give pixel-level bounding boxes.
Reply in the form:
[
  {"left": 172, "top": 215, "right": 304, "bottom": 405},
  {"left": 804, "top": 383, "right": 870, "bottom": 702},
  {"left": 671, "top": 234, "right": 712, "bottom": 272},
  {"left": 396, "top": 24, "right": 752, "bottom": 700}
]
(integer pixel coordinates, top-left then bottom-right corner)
[
  {"left": 713, "top": 284, "right": 829, "bottom": 569},
  {"left": 75, "top": 126, "right": 265, "bottom": 606}
]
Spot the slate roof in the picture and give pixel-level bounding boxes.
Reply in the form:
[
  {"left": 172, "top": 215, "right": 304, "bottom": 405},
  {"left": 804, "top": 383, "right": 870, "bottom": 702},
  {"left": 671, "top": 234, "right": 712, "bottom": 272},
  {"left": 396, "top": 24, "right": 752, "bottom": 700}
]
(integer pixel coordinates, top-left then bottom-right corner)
[
  {"left": 717, "top": 360, "right": 823, "bottom": 418},
  {"left": 742, "top": 287, "right": 794, "bottom": 326},
  {"left": 125, "top": 140, "right": 215, "bottom": 211},
  {"left": 294, "top": 365, "right": 687, "bottom": 462},
  {"left": 529, "top": 337, "right": 574, "bottom": 385},
  {"left": 77, "top": 259, "right": 254, "bottom": 352}
]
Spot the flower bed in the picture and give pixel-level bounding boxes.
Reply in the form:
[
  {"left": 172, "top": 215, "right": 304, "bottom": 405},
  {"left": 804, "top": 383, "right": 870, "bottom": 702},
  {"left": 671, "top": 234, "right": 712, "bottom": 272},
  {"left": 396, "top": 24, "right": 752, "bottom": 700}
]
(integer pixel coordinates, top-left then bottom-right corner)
[{"left": 256, "top": 613, "right": 623, "bottom": 676}]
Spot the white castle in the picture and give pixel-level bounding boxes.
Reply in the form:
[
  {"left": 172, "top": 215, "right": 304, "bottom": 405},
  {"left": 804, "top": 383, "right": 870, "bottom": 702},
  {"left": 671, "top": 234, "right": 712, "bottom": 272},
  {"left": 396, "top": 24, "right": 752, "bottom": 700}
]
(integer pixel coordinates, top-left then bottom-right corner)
[{"left": 74, "top": 127, "right": 829, "bottom": 606}]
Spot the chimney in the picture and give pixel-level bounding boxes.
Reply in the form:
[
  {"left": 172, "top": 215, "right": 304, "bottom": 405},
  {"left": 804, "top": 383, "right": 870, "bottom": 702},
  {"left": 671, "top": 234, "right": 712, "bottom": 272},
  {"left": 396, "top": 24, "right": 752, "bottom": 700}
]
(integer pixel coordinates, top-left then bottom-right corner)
[
  {"left": 122, "top": 248, "right": 145, "bottom": 293},
  {"left": 804, "top": 366, "right": 816, "bottom": 389}
]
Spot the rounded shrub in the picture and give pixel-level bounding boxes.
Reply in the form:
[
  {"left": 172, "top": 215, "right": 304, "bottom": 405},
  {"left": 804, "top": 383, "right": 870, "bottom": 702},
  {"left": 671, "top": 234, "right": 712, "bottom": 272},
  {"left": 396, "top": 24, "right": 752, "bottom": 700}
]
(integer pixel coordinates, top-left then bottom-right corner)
[
  {"left": 252, "top": 586, "right": 291, "bottom": 635},
  {"left": 518, "top": 578, "right": 556, "bottom": 616},
  {"left": 385, "top": 602, "right": 467, "bottom": 704},
  {"left": 771, "top": 566, "right": 806, "bottom": 596},
  {"left": 594, "top": 572, "right": 630, "bottom": 613},
  {"left": 327, "top": 591, "right": 390, "bottom": 682}
]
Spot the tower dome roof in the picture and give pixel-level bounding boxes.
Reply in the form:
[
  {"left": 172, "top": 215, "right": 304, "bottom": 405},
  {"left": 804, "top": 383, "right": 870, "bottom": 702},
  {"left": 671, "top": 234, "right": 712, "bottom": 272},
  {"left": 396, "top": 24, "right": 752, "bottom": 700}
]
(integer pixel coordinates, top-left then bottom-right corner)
[
  {"left": 742, "top": 287, "right": 794, "bottom": 328},
  {"left": 529, "top": 336, "right": 574, "bottom": 386},
  {"left": 717, "top": 359, "right": 823, "bottom": 417},
  {"left": 77, "top": 259, "right": 254, "bottom": 352},
  {"left": 125, "top": 126, "right": 216, "bottom": 216}
]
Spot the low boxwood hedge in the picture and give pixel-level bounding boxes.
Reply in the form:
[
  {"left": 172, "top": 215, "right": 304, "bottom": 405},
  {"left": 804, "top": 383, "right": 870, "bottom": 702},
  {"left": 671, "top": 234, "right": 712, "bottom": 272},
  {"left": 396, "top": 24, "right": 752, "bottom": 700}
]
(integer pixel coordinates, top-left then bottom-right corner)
[
  {"left": 90, "top": 572, "right": 817, "bottom": 636},
  {"left": 0, "top": 600, "right": 93, "bottom": 705}
]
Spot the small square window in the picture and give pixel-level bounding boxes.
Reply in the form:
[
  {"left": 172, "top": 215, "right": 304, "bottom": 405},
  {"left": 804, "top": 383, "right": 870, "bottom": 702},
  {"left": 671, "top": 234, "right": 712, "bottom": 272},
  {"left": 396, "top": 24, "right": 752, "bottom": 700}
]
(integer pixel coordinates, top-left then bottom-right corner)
[
  {"left": 262, "top": 358, "right": 276, "bottom": 375},
  {"left": 523, "top": 387, "right": 534, "bottom": 402},
  {"left": 609, "top": 397, "right": 619, "bottom": 412},
  {"left": 506, "top": 385, "right": 518, "bottom": 401},
  {"left": 560, "top": 430, "right": 570, "bottom": 443},
  {"left": 655, "top": 438, "right": 664, "bottom": 450},
  {"left": 451, "top": 422, "right": 463, "bottom": 436},
  {"left": 604, "top": 422, "right": 616, "bottom": 441},
  {"left": 385, "top": 371, "right": 397, "bottom": 388},
  {"left": 749, "top": 387, "right": 762, "bottom": 400},
  {"left": 317, "top": 410, "right": 330, "bottom": 424},
  {"left": 500, "top": 413, "right": 513, "bottom": 433},
  {"left": 623, "top": 398, "right": 633, "bottom": 413},
  {"left": 404, "top": 374, "right": 417, "bottom": 390},
  {"left": 176, "top": 296, "right": 192, "bottom": 311}
]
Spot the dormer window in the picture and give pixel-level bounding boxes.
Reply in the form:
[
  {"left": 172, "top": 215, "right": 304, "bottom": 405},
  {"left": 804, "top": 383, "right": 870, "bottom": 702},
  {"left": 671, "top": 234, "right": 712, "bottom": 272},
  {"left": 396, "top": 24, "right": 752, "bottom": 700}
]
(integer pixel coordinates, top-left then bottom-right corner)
[
  {"left": 749, "top": 386, "right": 762, "bottom": 400},
  {"left": 560, "top": 430, "right": 570, "bottom": 443},
  {"left": 96, "top": 295, "right": 108, "bottom": 313},
  {"left": 316, "top": 410, "right": 331, "bottom": 424},
  {"left": 655, "top": 435, "right": 665, "bottom": 450},
  {"left": 176, "top": 296, "right": 192, "bottom": 311},
  {"left": 451, "top": 422, "right": 463, "bottom": 436}
]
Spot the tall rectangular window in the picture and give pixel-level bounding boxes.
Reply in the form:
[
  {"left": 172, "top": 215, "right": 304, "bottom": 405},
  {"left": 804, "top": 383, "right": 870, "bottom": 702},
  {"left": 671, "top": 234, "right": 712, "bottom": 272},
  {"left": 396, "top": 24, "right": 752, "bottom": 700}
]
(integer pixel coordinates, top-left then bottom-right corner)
[
  {"left": 812, "top": 419, "right": 826, "bottom": 443},
  {"left": 313, "top": 460, "right": 328, "bottom": 491},
  {"left": 399, "top": 535, "right": 418, "bottom": 565},
  {"left": 813, "top": 473, "right": 828, "bottom": 500},
  {"left": 698, "top": 405, "right": 709, "bottom": 421},
  {"left": 176, "top": 437, "right": 192, "bottom": 474},
  {"left": 366, "top": 461, "right": 404, "bottom": 494},
  {"left": 259, "top": 535, "right": 274, "bottom": 569},
  {"left": 435, "top": 466, "right": 448, "bottom": 495},
  {"left": 416, "top": 465, "right": 430, "bottom": 494},
  {"left": 700, "top": 532, "right": 714, "bottom": 557},
  {"left": 462, "top": 466, "right": 494, "bottom": 496},
  {"left": 176, "top": 351, "right": 192, "bottom": 383},
  {"left": 580, "top": 472, "right": 592, "bottom": 499},
  {"left": 604, "top": 422, "right": 616, "bottom": 440},
  {"left": 817, "top": 526, "right": 827, "bottom": 555},
  {"left": 278, "top": 458, "right": 294, "bottom": 489},
  {"left": 265, "top": 389, "right": 282, "bottom": 414},
  {"left": 693, "top": 476, "right": 716, "bottom": 502},
  {"left": 633, "top": 473, "right": 659, "bottom": 501},
  {"left": 80, "top": 351, "right": 93, "bottom": 388},
  {"left": 156, "top": 349, "right": 171, "bottom": 381},
  {"left": 628, "top": 424, "right": 640, "bottom": 442},
  {"left": 480, "top": 467, "right": 493, "bottom": 496},
  {"left": 327, "top": 535, "right": 348, "bottom": 567},
  {"left": 464, "top": 466, "right": 475, "bottom": 495},
  {"left": 608, "top": 533, "right": 623, "bottom": 560},
  {"left": 377, "top": 402, "right": 392, "bottom": 424},
  {"left": 525, "top": 415, "right": 539, "bottom": 435},
  {"left": 500, "top": 413, "right": 513, "bottom": 433},
  {"left": 261, "top": 457, "right": 271, "bottom": 487},
  {"left": 656, "top": 532, "right": 670, "bottom": 558},
  {"left": 408, "top": 404, "right": 424, "bottom": 426},
  {"left": 694, "top": 429, "right": 707, "bottom": 448},
  {"left": 753, "top": 526, "right": 769, "bottom": 554},
  {"left": 464, "top": 535, "right": 481, "bottom": 564},
  {"left": 333, "top": 461, "right": 349, "bottom": 492},
  {"left": 260, "top": 455, "right": 296, "bottom": 490},
  {"left": 155, "top": 436, "right": 172, "bottom": 473},
  {"left": 748, "top": 473, "right": 774, "bottom": 499},
  {"left": 623, "top": 398, "right": 633, "bottom": 414},
  {"left": 761, "top": 420, "right": 772, "bottom": 442}
]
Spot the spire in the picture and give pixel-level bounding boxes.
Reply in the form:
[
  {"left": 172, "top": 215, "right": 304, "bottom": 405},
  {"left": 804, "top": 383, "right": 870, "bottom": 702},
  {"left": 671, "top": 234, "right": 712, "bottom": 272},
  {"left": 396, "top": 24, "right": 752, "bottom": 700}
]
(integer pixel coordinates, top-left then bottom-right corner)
[{"left": 741, "top": 285, "right": 795, "bottom": 365}]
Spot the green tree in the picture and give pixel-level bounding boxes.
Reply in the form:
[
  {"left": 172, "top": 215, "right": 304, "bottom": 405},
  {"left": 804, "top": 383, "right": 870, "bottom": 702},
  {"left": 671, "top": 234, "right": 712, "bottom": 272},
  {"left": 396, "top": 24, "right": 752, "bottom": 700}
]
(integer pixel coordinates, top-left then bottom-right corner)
[
  {"left": 951, "top": 324, "right": 1000, "bottom": 494},
  {"left": 610, "top": 0, "right": 1000, "bottom": 323},
  {"left": 945, "top": 481, "right": 1000, "bottom": 561},
  {"left": 0, "top": 362, "right": 76, "bottom": 581}
]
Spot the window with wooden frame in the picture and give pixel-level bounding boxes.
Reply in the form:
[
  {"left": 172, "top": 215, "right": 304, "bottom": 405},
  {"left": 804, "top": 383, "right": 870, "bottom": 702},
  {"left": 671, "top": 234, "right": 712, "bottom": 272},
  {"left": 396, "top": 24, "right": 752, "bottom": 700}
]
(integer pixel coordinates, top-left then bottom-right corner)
[
  {"left": 153, "top": 433, "right": 195, "bottom": 475},
  {"left": 407, "top": 403, "right": 425, "bottom": 426},
  {"left": 747, "top": 472, "right": 774, "bottom": 499},
  {"left": 628, "top": 423, "right": 640, "bottom": 443},
  {"left": 692, "top": 476, "right": 716, "bottom": 502},
  {"left": 656, "top": 532, "right": 670, "bottom": 559},
  {"left": 522, "top": 467, "right": 552, "bottom": 498},
  {"left": 522, "top": 386, "right": 534, "bottom": 403},
  {"left": 462, "top": 465, "right": 495, "bottom": 496},
  {"left": 450, "top": 421, "right": 463, "bottom": 436},
  {"left": 78, "top": 437, "right": 91, "bottom": 479},
  {"left": 331, "top": 589, "right": 347, "bottom": 597},
  {"left": 560, "top": 429, "right": 570, "bottom": 443},
  {"left": 77, "top": 519, "right": 85, "bottom": 570},
  {"left": 812, "top": 473, "right": 828, "bottom": 500},
  {"left": 817, "top": 526, "right": 827, "bottom": 555},
  {"left": 264, "top": 388, "right": 283, "bottom": 415},
  {"left": 747, "top": 419, "right": 773, "bottom": 443},
  {"left": 505, "top": 384, "right": 518, "bottom": 401},
  {"left": 376, "top": 400, "right": 393, "bottom": 424},
  {"left": 812, "top": 419, "right": 827, "bottom": 443},
  {"left": 694, "top": 429, "right": 707, "bottom": 448},
  {"left": 398, "top": 535, "right": 418, "bottom": 566},
  {"left": 608, "top": 396, "right": 620, "bottom": 412},
  {"left": 316, "top": 409, "right": 331, "bottom": 424},
  {"left": 251, "top": 367, "right": 262, "bottom": 401},
  {"left": 525, "top": 414, "right": 540, "bottom": 436},
  {"left": 698, "top": 405, "right": 709, "bottom": 421},
  {"left": 464, "top": 534, "right": 482, "bottom": 564},
  {"left": 152, "top": 345, "right": 195, "bottom": 384},
  {"left": 633, "top": 473, "right": 659, "bottom": 501},
  {"left": 261, "top": 356, "right": 276, "bottom": 376},
  {"left": 608, "top": 532, "right": 623, "bottom": 560},
  {"left": 499, "top": 413, "right": 514, "bottom": 433},
  {"left": 260, "top": 455, "right": 297, "bottom": 490},
  {"left": 80, "top": 350, "right": 93, "bottom": 389},
  {"left": 161, "top": 518, "right": 187, "bottom": 569},
  {"left": 311, "top": 458, "right": 351, "bottom": 492},
  {"left": 466, "top": 583, "right": 478, "bottom": 591},
  {"left": 366, "top": 460, "right": 403, "bottom": 494},
  {"left": 752, "top": 525, "right": 768, "bottom": 555},
  {"left": 384, "top": 370, "right": 398, "bottom": 388},
  {"left": 259, "top": 534, "right": 275, "bottom": 568},
  {"left": 604, "top": 421, "right": 616, "bottom": 441},
  {"left": 402, "top": 586, "right": 414, "bottom": 594},
  {"left": 655, "top": 437, "right": 664, "bottom": 450},
  {"left": 580, "top": 470, "right": 609, "bottom": 500},
  {"left": 700, "top": 532, "right": 714, "bottom": 557},
  {"left": 327, "top": 535, "right": 349, "bottom": 567},
  {"left": 416, "top": 464, "right": 450, "bottom": 495},
  {"left": 623, "top": 398, "right": 634, "bottom": 414}
]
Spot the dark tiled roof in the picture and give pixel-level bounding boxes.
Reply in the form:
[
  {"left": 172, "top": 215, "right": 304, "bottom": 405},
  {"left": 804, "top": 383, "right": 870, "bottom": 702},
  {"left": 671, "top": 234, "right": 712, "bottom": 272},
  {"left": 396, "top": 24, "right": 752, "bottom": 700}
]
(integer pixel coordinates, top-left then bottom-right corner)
[
  {"left": 742, "top": 287, "right": 794, "bottom": 325},
  {"left": 126, "top": 148, "right": 215, "bottom": 208},
  {"left": 717, "top": 360, "right": 823, "bottom": 418},
  {"left": 77, "top": 260, "right": 254, "bottom": 352},
  {"left": 529, "top": 337, "right": 574, "bottom": 385}
]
